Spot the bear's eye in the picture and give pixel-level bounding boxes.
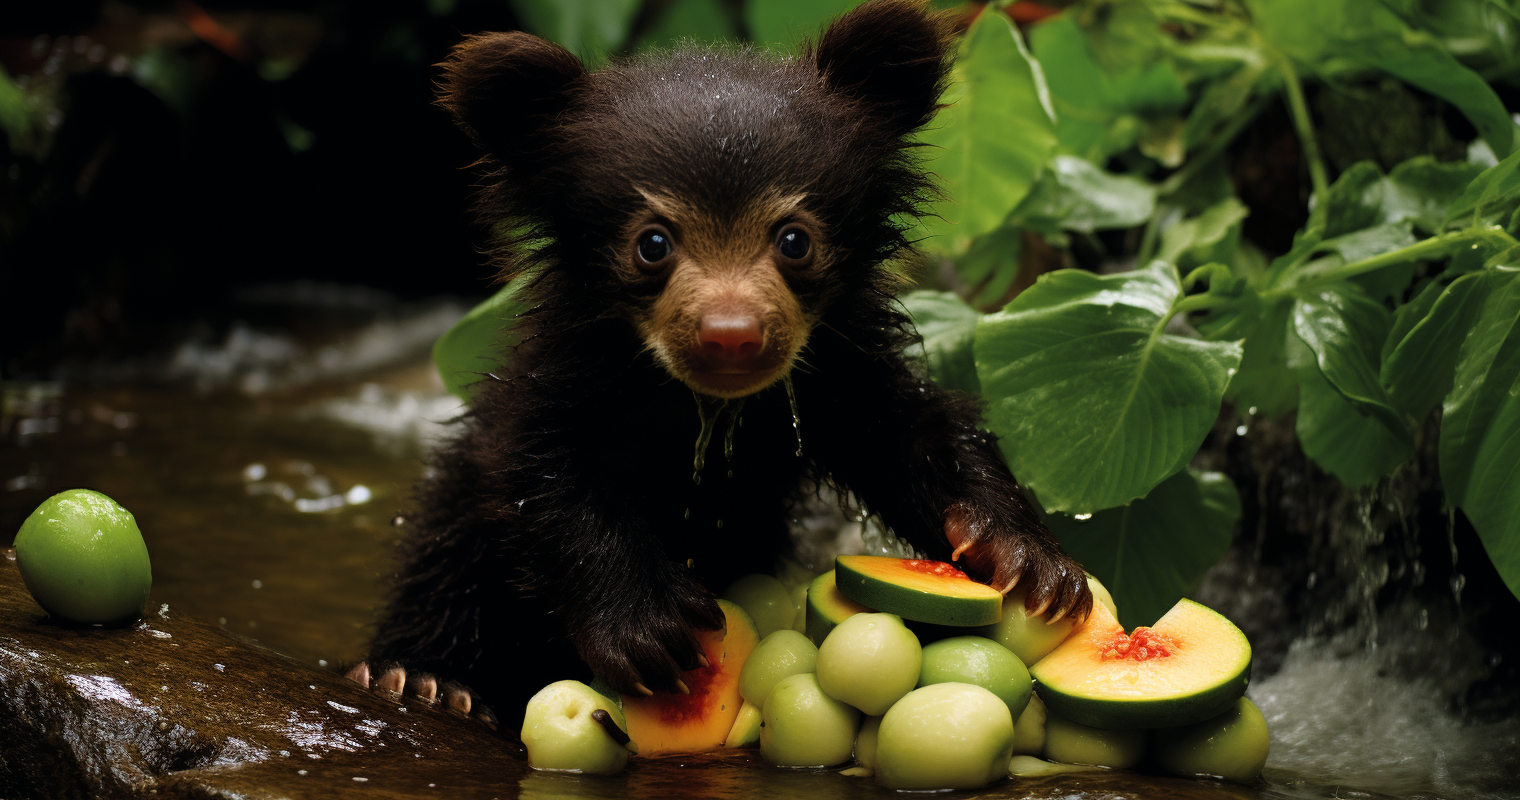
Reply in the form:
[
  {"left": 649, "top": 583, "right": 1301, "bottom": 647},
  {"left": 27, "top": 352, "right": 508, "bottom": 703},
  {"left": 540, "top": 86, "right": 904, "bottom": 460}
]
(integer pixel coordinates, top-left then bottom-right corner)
[
  {"left": 776, "top": 226, "right": 811, "bottom": 263},
  {"left": 636, "top": 227, "right": 674, "bottom": 269}
]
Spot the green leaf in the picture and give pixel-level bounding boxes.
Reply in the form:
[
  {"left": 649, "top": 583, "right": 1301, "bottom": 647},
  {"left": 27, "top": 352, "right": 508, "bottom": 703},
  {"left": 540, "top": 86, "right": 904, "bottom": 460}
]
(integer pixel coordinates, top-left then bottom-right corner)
[
  {"left": 975, "top": 261, "right": 1243, "bottom": 513},
  {"left": 1354, "top": 38, "right": 1517, "bottom": 159},
  {"left": 1010, "top": 155, "right": 1157, "bottom": 236},
  {"left": 638, "top": 0, "right": 735, "bottom": 50},
  {"left": 1291, "top": 287, "right": 1409, "bottom": 437},
  {"left": 508, "top": 0, "right": 641, "bottom": 61},
  {"left": 1290, "top": 332, "right": 1415, "bottom": 488},
  {"left": 1226, "top": 297, "right": 1299, "bottom": 418},
  {"left": 1046, "top": 469, "right": 1239, "bottom": 630},
  {"left": 1439, "top": 266, "right": 1520, "bottom": 601},
  {"left": 1157, "top": 198, "right": 1250, "bottom": 271},
  {"left": 744, "top": 0, "right": 859, "bottom": 49},
  {"left": 1383, "top": 157, "right": 1487, "bottom": 234},
  {"left": 432, "top": 272, "right": 535, "bottom": 401},
  {"left": 1381, "top": 271, "right": 1488, "bottom": 419},
  {"left": 914, "top": 11, "right": 1058, "bottom": 256},
  {"left": 1443, "top": 146, "right": 1520, "bottom": 231},
  {"left": 902, "top": 290, "right": 982, "bottom": 395}
]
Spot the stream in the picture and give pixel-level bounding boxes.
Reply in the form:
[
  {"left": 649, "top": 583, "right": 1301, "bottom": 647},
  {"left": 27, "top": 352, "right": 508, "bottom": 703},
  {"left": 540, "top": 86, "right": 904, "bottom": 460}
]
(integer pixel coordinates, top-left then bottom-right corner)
[{"left": 2, "top": 285, "right": 1516, "bottom": 800}]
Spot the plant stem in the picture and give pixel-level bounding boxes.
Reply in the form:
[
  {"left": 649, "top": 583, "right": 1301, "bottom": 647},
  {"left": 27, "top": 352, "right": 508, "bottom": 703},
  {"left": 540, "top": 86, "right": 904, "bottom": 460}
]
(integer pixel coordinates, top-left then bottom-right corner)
[
  {"left": 1273, "top": 54, "right": 1330, "bottom": 209},
  {"left": 1262, "top": 226, "right": 1518, "bottom": 299}
]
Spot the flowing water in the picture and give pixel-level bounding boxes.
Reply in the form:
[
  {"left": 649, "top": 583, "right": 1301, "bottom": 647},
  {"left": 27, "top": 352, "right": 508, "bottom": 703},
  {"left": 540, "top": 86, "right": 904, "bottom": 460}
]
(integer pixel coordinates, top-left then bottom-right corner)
[{"left": 2, "top": 285, "right": 1517, "bottom": 799}]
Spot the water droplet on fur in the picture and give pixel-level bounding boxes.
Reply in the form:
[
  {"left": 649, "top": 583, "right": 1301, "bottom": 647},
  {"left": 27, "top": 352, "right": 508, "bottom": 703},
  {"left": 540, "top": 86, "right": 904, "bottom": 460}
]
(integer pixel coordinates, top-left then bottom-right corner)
[{"left": 783, "top": 375, "right": 802, "bottom": 457}]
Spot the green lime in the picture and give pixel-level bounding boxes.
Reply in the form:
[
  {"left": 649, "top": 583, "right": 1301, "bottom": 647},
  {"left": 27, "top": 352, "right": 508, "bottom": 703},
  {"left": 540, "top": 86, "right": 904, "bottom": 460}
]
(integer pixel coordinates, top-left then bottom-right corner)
[{"left": 14, "top": 489, "right": 152, "bottom": 624}]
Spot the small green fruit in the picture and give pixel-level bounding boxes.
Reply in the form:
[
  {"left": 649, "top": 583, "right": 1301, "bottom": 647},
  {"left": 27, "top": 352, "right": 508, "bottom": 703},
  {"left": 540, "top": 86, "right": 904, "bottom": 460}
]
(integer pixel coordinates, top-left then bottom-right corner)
[
  {"left": 816, "top": 612, "right": 921, "bottom": 715},
  {"left": 1152, "top": 697, "right": 1270, "bottom": 782},
  {"left": 722, "top": 574, "right": 794, "bottom": 639},
  {"left": 14, "top": 489, "right": 152, "bottom": 625},
  {"left": 875, "top": 682, "right": 1014, "bottom": 790},
  {"left": 759, "top": 673, "right": 860, "bottom": 767},
  {"left": 739, "top": 629, "right": 817, "bottom": 709},
  {"left": 1042, "top": 712, "right": 1144, "bottom": 769},
  {"left": 521, "top": 680, "right": 630, "bottom": 773},
  {"left": 918, "top": 636, "right": 1032, "bottom": 720}
]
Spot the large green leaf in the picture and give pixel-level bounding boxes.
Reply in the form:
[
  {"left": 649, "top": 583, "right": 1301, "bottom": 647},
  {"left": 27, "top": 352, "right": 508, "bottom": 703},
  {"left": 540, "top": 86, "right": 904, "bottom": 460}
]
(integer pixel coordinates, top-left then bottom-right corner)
[
  {"left": 1291, "top": 287, "right": 1409, "bottom": 437},
  {"left": 1381, "top": 271, "right": 1488, "bottom": 419},
  {"left": 1046, "top": 469, "right": 1240, "bottom": 630},
  {"left": 508, "top": 0, "right": 641, "bottom": 60},
  {"left": 1443, "top": 147, "right": 1520, "bottom": 231},
  {"left": 1289, "top": 333, "right": 1413, "bottom": 488},
  {"left": 915, "top": 11, "right": 1057, "bottom": 257},
  {"left": 637, "top": 0, "right": 735, "bottom": 50},
  {"left": 432, "top": 272, "right": 535, "bottom": 401},
  {"left": 902, "top": 290, "right": 982, "bottom": 396},
  {"left": 1382, "top": 157, "right": 1487, "bottom": 234},
  {"left": 951, "top": 225, "right": 1024, "bottom": 310},
  {"left": 1157, "top": 198, "right": 1250, "bottom": 271},
  {"left": 1439, "top": 266, "right": 1520, "bottom": 601},
  {"left": 1225, "top": 297, "right": 1299, "bottom": 418},
  {"left": 1010, "top": 155, "right": 1157, "bottom": 236},
  {"left": 975, "top": 261, "right": 1243, "bottom": 513}
]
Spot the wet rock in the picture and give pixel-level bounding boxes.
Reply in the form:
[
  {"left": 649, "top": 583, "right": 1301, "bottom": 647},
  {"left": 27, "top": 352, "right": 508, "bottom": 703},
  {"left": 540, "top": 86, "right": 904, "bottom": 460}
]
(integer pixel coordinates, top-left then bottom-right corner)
[{"left": 0, "top": 557, "right": 528, "bottom": 799}]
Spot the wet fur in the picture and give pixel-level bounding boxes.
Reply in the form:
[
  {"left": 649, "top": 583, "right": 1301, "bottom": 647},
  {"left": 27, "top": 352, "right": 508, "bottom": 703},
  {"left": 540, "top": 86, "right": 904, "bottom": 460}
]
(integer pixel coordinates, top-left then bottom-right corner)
[{"left": 369, "top": 0, "right": 1091, "bottom": 726}]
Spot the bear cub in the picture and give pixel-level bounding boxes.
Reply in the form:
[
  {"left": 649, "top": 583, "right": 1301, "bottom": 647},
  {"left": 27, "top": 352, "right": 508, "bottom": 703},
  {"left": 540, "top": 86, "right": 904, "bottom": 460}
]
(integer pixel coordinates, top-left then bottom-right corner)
[{"left": 359, "top": 0, "right": 1092, "bottom": 728}]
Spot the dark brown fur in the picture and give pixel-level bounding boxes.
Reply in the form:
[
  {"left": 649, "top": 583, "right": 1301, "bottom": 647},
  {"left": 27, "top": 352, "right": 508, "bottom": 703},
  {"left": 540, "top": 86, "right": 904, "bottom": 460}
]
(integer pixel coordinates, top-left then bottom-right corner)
[{"left": 369, "top": 0, "right": 1091, "bottom": 727}]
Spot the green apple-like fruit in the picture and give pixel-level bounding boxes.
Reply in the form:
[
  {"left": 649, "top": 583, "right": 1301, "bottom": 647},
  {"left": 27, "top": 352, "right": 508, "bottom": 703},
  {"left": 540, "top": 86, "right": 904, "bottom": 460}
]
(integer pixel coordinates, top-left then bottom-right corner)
[
  {"left": 14, "top": 489, "right": 152, "bottom": 625},
  {"left": 521, "top": 680, "right": 631, "bottom": 773},
  {"left": 1010, "top": 691, "right": 1047, "bottom": 756},
  {"left": 739, "top": 629, "right": 818, "bottom": 709},
  {"left": 722, "top": 573, "right": 795, "bottom": 639},
  {"left": 723, "top": 700, "right": 763, "bottom": 748},
  {"left": 975, "top": 588, "right": 1075, "bottom": 667},
  {"left": 1152, "top": 697, "right": 1270, "bottom": 782},
  {"left": 853, "top": 715, "right": 883, "bottom": 773},
  {"left": 759, "top": 673, "right": 860, "bottom": 767},
  {"left": 875, "top": 683, "right": 1014, "bottom": 790},
  {"left": 1042, "top": 712, "right": 1144, "bottom": 769},
  {"left": 816, "top": 612, "right": 921, "bottom": 715},
  {"left": 918, "top": 636, "right": 1031, "bottom": 719}
]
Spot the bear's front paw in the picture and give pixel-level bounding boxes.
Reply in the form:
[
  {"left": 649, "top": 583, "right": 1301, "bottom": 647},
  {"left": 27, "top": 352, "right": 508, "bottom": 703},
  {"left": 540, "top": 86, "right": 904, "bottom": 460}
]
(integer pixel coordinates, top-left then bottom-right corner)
[
  {"left": 574, "top": 587, "right": 725, "bottom": 697},
  {"left": 944, "top": 502, "right": 1093, "bottom": 623}
]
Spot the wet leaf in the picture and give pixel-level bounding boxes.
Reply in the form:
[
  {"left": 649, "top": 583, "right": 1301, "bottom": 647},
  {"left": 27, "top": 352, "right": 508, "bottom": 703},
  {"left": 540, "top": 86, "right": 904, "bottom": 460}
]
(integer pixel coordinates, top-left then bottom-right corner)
[
  {"left": 1010, "top": 155, "right": 1157, "bottom": 236},
  {"left": 1157, "top": 198, "right": 1250, "bottom": 271},
  {"left": 1289, "top": 334, "right": 1413, "bottom": 488},
  {"left": 1225, "top": 298, "right": 1299, "bottom": 418},
  {"left": 902, "top": 290, "right": 982, "bottom": 396},
  {"left": 1383, "top": 157, "right": 1487, "bottom": 234},
  {"left": 1291, "top": 287, "right": 1408, "bottom": 437},
  {"left": 1381, "top": 271, "right": 1487, "bottom": 419},
  {"left": 975, "top": 261, "right": 1243, "bottom": 513},
  {"left": 915, "top": 11, "right": 1057, "bottom": 256},
  {"left": 432, "top": 272, "right": 535, "bottom": 401},
  {"left": 1046, "top": 469, "right": 1239, "bottom": 630},
  {"left": 1439, "top": 266, "right": 1520, "bottom": 601},
  {"left": 1443, "top": 147, "right": 1520, "bottom": 231}
]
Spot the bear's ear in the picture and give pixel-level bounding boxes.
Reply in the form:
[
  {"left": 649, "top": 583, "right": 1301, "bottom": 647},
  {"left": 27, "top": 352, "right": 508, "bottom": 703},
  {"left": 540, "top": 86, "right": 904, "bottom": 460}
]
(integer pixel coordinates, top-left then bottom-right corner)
[
  {"left": 812, "top": 0, "right": 952, "bottom": 138},
  {"left": 437, "top": 31, "right": 585, "bottom": 168}
]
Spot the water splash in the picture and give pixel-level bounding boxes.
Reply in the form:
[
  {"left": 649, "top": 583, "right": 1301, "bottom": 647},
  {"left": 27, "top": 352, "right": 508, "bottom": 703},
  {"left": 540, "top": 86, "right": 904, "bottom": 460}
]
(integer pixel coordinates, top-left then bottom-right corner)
[{"left": 782, "top": 374, "right": 802, "bottom": 458}]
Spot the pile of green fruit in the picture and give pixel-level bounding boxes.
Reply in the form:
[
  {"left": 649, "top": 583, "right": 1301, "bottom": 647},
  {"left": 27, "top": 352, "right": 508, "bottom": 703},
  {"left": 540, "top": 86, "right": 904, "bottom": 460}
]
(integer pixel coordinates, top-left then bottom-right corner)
[{"left": 521, "top": 555, "right": 1270, "bottom": 790}]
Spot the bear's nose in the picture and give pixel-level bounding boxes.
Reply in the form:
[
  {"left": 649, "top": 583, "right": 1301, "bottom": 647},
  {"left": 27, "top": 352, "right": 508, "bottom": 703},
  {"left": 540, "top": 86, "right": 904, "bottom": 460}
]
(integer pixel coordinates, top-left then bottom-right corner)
[{"left": 699, "top": 314, "right": 764, "bottom": 363}]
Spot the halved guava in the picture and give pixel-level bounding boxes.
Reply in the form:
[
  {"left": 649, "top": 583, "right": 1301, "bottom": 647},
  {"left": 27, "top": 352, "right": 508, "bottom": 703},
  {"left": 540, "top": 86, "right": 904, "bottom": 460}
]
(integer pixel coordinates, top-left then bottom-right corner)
[
  {"left": 834, "top": 556, "right": 1002, "bottom": 627},
  {"left": 805, "top": 569, "right": 873, "bottom": 645},
  {"left": 620, "top": 599, "right": 759, "bottom": 754},
  {"left": 1030, "top": 598, "right": 1250, "bottom": 730}
]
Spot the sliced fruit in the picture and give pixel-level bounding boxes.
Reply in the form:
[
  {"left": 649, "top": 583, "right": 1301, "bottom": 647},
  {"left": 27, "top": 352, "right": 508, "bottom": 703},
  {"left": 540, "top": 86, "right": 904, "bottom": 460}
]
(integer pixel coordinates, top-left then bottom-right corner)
[
  {"left": 1030, "top": 598, "right": 1251, "bottom": 730},
  {"left": 723, "top": 700, "right": 762, "bottom": 748},
  {"left": 1042, "top": 712, "right": 1144, "bottom": 768},
  {"left": 722, "top": 574, "right": 794, "bottom": 639},
  {"left": 834, "top": 555, "right": 1002, "bottom": 627},
  {"left": 805, "top": 569, "right": 872, "bottom": 645},
  {"left": 1152, "top": 697, "right": 1270, "bottom": 783},
  {"left": 620, "top": 599, "right": 759, "bottom": 755}
]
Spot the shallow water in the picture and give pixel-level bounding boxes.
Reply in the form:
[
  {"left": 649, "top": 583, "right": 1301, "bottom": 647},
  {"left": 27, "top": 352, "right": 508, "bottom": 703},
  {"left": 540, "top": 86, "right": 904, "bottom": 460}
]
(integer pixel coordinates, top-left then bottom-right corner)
[{"left": 2, "top": 291, "right": 1517, "bottom": 799}]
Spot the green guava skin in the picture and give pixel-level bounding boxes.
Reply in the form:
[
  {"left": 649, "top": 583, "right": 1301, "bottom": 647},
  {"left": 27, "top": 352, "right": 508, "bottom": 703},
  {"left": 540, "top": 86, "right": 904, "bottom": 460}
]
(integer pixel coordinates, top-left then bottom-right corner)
[
  {"left": 722, "top": 573, "right": 795, "bottom": 639},
  {"left": 875, "top": 682, "right": 1015, "bottom": 790},
  {"left": 759, "top": 673, "right": 860, "bottom": 767},
  {"left": 1042, "top": 712, "right": 1144, "bottom": 768},
  {"left": 816, "top": 612, "right": 922, "bottom": 715},
  {"left": 1152, "top": 697, "right": 1270, "bottom": 782},
  {"left": 521, "top": 680, "right": 630, "bottom": 773},
  {"left": 918, "top": 636, "right": 1033, "bottom": 720},
  {"left": 14, "top": 489, "right": 152, "bottom": 625},
  {"left": 739, "top": 629, "right": 818, "bottom": 709}
]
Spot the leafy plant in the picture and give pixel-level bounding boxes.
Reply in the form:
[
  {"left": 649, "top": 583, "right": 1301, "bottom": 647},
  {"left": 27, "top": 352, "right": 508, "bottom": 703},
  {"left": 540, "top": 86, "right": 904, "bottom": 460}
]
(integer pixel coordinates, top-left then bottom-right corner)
[{"left": 435, "top": 0, "right": 1520, "bottom": 624}]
